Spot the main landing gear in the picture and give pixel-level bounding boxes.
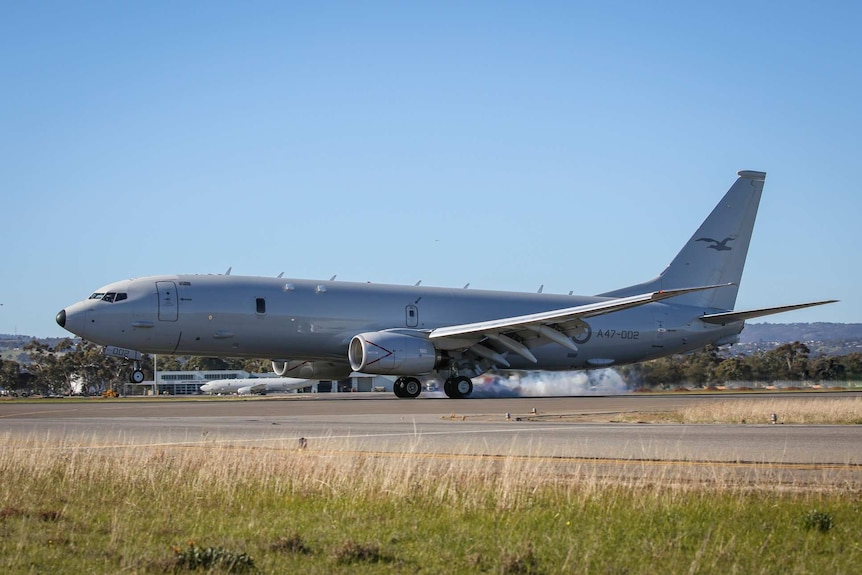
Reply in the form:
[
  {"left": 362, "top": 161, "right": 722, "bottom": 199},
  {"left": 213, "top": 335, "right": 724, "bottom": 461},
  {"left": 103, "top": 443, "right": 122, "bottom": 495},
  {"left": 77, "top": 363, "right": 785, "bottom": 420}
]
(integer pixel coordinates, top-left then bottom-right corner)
[
  {"left": 393, "top": 377, "right": 422, "bottom": 398},
  {"left": 443, "top": 376, "right": 473, "bottom": 399},
  {"left": 392, "top": 375, "right": 474, "bottom": 398}
]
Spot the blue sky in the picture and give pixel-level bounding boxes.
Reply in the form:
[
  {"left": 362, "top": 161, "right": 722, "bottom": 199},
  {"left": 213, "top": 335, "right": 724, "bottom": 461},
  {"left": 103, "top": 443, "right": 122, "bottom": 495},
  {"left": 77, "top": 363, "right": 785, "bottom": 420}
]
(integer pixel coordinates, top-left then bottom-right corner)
[{"left": 2, "top": 1, "right": 859, "bottom": 337}]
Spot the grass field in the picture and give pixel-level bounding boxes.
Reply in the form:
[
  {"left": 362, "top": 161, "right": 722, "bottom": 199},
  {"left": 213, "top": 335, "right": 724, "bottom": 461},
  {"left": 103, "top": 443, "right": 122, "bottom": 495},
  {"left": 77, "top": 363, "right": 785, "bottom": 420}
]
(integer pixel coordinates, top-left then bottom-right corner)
[{"left": 1, "top": 428, "right": 860, "bottom": 574}]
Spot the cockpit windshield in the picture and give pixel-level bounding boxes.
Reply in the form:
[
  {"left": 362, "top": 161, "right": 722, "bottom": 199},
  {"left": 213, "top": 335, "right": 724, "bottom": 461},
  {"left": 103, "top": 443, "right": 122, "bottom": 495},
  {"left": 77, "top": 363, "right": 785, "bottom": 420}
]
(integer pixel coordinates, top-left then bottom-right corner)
[{"left": 89, "top": 292, "right": 128, "bottom": 303}]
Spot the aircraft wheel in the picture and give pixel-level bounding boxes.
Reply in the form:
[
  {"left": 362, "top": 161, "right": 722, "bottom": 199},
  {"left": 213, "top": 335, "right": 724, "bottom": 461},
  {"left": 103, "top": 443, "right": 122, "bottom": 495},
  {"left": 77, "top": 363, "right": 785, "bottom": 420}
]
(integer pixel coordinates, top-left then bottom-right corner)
[
  {"left": 443, "top": 377, "right": 456, "bottom": 398},
  {"left": 393, "top": 378, "right": 406, "bottom": 398},
  {"left": 402, "top": 377, "right": 422, "bottom": 398},
  {"left": 444, "top": 376, "right": 472, "bottom": 398},
  {"left": 129, "top": 369, "right": 145, "bottom": 384},
  {"left": 453, "top": 376, "right": 473, "bottom": 398}
]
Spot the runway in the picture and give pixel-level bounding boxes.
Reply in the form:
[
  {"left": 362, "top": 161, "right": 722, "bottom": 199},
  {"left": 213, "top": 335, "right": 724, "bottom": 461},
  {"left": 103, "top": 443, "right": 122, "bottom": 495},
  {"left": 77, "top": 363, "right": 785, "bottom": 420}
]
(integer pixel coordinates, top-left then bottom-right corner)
[{"left": 2, "top": 393, "right": 860, "bottom": 489}]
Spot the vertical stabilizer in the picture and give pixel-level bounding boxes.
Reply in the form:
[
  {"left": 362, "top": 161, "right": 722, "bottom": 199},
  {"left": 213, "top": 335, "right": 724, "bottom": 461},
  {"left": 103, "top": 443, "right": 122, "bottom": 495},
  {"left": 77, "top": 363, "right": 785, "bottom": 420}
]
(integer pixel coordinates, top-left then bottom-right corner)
[{"left": 600, "top": 170, "right": 766, "bottom": 310}]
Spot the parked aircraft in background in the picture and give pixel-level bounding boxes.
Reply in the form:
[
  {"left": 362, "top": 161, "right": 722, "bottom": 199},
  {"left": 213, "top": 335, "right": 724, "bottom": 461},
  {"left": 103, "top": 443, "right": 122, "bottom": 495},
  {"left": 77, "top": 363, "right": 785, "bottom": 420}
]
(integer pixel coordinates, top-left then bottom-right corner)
[
  {"left": 57, "top": 171, "right": 836, "bottom": 399},
  {"left": 199, "top": 377, "right": 310, "bottom": 395}
]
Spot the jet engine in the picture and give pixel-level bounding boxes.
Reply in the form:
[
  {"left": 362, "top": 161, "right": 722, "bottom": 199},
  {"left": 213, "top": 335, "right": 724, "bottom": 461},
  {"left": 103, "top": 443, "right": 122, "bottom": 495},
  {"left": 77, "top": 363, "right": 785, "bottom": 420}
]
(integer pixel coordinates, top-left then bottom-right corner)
[{"left": 348, "top": 331, "right": 440, "bottom": 375}]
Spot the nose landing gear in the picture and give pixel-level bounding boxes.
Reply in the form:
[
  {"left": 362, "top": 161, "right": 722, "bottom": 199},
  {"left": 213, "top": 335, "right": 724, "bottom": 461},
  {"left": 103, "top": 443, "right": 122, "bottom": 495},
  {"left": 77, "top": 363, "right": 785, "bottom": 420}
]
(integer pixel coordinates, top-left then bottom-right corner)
[
  {"left": 129, "top": 361, "right": 145, "bottom": 384},
  {"left": 102, "top": 346, "right": 145, "bottom": 385}
]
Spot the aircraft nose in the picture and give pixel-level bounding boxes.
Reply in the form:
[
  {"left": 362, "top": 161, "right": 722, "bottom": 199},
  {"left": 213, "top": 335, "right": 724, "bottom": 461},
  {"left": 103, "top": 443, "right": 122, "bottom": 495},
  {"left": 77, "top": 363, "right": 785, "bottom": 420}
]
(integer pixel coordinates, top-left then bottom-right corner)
[{"left": 56, "top": 309, "right": 67, "bottom": 328}]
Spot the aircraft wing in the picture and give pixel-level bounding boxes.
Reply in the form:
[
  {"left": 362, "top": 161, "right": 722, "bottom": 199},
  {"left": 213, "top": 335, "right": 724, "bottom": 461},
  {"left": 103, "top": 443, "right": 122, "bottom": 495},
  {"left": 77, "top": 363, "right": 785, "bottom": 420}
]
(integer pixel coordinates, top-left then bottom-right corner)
[
  {"left": 699, "top": 300, "right": 838, "bottom": 325},
  {"left": 428, "top": 284, "right": 732, "bottom": 366}
]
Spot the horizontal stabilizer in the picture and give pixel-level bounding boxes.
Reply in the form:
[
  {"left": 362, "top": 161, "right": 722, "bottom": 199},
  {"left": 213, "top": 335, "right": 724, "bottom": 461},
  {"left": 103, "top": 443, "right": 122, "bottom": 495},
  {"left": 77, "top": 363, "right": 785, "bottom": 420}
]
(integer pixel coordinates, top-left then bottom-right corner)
[{"left": 699, "top": 300, "right": 838, "bottom": 325}]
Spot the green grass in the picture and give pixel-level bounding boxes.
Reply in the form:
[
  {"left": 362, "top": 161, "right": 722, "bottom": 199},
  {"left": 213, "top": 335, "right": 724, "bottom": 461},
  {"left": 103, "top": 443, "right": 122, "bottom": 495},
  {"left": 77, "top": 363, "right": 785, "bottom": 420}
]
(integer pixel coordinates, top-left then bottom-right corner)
[{"left": 1, "top": 437, "right": 861, "bottom": 574}]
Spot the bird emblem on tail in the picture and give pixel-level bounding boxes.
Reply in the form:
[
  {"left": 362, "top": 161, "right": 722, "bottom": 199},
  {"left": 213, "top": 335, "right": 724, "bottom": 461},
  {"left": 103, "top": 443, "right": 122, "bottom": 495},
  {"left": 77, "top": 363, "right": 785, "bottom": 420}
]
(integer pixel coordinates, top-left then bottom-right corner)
[{"left": 696, "top": 236, "right": 735, "bottom": 251}]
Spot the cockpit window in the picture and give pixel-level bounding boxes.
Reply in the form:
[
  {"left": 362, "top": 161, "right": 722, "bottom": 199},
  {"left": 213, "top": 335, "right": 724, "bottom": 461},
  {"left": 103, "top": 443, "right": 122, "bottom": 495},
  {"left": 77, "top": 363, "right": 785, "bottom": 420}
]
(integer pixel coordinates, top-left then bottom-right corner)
[{"left": 89, "top": 292, "right": 127, "bottom": 303}]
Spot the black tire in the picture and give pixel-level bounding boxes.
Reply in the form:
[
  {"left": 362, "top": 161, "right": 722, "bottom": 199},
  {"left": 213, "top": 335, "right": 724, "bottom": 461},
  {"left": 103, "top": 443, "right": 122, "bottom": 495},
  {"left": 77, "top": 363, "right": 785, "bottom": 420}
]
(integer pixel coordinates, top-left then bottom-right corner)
[
  {"left": 393, "top": 378, "right": 406, "bottom": 398},
  {"left": 403, "top": 377, "right": 422, "bottom": 398},
  {"left": 453, "top": 376, "right": 473, "bottom": 398},
  {"left": 444, "top": 376, "right": 472, "bottom": 398},
  {"left": 443, "top": 377, "right": 456, "bottom": 398},
  {"left": 129, "top": 370, "right": 145, "bottom": 384}
]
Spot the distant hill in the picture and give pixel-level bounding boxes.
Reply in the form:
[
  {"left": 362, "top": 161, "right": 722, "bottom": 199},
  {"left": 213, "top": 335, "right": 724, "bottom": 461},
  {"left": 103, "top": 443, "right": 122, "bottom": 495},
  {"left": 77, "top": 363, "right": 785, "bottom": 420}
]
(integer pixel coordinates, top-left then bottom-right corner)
[
  {"left": 0, "top": 334, "right": 71, "bottom": 349},
  {"left": 739, "top": 323, "right": 862, "bottom": 343},
  {"left": 735, "top": 323, "right": 862, "bottom": 356},
  {"left": 0, "top": 334, "right": 74, "bottom": 363}
]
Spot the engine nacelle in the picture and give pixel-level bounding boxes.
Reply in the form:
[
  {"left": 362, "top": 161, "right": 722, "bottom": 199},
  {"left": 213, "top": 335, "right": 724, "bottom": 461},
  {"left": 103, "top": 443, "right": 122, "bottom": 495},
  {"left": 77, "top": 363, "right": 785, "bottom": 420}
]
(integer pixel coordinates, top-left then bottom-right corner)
[
  {"left": 348, "top": 331, "right": 439, "bottom": 375},
  {"left": 271, "top": 360, "right": 351, "bottom": 380}
]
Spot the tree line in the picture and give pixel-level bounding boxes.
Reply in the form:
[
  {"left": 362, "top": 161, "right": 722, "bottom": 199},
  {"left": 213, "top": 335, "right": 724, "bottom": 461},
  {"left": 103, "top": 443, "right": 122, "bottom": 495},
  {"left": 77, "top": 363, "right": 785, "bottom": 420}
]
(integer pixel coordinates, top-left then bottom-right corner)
[
  {"left": 1, "top": 339, "right": 861, "bottom": 395},
  {"left": 0, "top": 339, "right": 270, "bottom": 395},
  {"left": 618, "top": 342, "right": 862, "bottom": 388}
]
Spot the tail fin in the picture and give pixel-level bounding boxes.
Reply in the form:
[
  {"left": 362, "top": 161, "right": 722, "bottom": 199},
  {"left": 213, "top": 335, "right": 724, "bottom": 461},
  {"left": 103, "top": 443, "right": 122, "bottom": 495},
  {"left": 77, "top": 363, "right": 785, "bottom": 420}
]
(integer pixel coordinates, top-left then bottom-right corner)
[{"left": 599, "top": 170, "right": 766, "bottom": 310}]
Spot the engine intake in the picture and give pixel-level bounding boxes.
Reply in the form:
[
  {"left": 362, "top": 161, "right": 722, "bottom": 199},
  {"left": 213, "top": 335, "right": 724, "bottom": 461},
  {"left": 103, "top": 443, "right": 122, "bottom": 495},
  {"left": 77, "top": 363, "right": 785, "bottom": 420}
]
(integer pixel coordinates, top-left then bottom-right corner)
[{"left": 348, "top": 331, "right": 439, "bottom": 375}]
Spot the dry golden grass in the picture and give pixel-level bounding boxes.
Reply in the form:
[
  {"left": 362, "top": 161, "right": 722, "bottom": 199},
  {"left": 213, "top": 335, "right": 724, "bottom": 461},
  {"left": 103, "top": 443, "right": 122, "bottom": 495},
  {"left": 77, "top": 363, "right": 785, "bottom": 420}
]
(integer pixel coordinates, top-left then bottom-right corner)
[{"left": 617, "top": 396, "right": 862, "bottom": 424}]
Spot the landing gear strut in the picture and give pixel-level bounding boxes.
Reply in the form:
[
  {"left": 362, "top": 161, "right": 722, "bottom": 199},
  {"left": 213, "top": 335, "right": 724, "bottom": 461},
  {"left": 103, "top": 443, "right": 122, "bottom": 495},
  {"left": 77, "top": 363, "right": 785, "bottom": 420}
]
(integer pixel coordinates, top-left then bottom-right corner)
[
  {"left": 443, "top": 376, "right": 473, "bottom": 399},
  {"left": 393, "top": 377, "right": 422, "bottom": 398}
]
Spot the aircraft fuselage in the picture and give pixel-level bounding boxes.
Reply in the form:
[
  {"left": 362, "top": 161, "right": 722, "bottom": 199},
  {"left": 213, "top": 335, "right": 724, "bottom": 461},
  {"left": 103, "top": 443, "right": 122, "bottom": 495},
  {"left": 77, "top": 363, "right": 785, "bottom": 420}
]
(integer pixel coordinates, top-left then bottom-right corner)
[{"left": 59, "top": 273, "right": 740, "bottom": 373}]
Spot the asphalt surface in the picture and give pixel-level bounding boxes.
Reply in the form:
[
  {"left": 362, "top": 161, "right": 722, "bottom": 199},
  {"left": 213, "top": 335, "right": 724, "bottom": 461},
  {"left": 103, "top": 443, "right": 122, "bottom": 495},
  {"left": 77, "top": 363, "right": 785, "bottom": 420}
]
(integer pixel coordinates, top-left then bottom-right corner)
[{"left": 2, "top": 393, "right": 860, "bottom": 489}]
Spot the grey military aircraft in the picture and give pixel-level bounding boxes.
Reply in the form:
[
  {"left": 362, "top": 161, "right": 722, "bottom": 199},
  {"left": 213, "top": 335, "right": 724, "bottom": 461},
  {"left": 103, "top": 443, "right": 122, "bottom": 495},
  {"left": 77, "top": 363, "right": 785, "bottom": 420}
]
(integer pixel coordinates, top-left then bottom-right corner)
[
  {"left": 56, "top": 171, "right": 835, "bottom": 399},
  {"left": 199, "top": 377, "right": 311, "bottom": 395}
]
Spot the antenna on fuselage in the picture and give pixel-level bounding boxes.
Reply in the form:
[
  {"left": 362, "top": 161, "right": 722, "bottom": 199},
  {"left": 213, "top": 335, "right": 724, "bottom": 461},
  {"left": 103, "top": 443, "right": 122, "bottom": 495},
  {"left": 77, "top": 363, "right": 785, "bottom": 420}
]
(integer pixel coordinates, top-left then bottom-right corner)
[
  {"left": 224, "top": 267, "right": 232, "bottom": 276},
  {"left": 277, "top": 272, "right": 284, "bottom": 278}
]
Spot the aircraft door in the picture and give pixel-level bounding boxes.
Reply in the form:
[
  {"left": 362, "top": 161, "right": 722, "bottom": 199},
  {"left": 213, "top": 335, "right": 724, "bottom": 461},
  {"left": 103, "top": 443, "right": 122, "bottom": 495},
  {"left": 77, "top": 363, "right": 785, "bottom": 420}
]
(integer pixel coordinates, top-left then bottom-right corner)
[
  {"left": 405, "top": 304, "right": 419, "bottom": 327},
  {"left": 156, "top": 281, "right": 178, "bottom": 321}
]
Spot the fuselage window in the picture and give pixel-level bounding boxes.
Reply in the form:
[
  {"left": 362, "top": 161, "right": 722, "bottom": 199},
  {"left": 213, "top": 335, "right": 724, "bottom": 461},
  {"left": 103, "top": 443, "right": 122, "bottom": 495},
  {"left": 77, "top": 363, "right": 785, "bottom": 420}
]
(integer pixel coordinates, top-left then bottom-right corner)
[
  {"left": 256, "top": 298, "right": 266, "bottom": 314},
  {"left": 115, "top": 293, "right": 127, "bottom": 302},
  {"left": 89, "top": 293, "right": 105, "bottom": 300},
  {"left": 103, "top": 293, "right": 116, "bottom": 303}
]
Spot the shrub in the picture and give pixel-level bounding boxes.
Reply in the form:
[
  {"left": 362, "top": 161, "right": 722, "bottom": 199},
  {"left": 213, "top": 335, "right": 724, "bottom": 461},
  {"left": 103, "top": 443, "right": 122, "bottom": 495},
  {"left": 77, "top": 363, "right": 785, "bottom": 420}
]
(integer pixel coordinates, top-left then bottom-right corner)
[
  {"left": 501, "top": 542, "right": 542, "bottom": 574},
  {"left": 802, "top": 510, "right": 834, "bottom": 533},
  {"left": 332, "top": 539, "right": 390, "bottom": 564},
  {"left": 270, "top": 532, "right": 311, "bottom": 555},
  {"left": 171, "top": 542, "right": 256, "bottom": 572}
]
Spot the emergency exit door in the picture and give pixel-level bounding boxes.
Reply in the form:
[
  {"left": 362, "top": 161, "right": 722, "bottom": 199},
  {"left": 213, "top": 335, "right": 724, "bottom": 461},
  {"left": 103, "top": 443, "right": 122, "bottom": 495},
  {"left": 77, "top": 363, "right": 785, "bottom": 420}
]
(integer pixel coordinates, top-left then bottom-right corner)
[{"left": 157, "top": 281, "right": 178, "bottom": 321}]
